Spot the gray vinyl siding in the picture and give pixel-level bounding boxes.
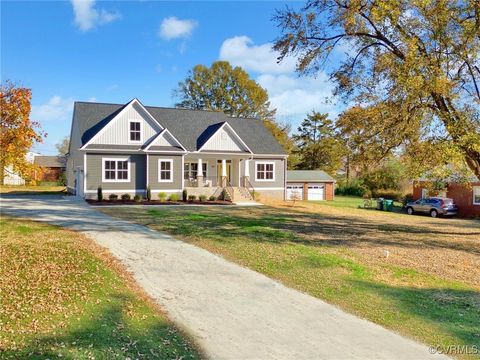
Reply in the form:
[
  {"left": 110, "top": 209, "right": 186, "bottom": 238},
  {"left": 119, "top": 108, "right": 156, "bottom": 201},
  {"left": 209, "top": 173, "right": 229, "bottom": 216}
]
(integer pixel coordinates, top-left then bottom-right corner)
[
  {"left": 246, "top": 158, "right": 286, "bottom": 188},
  {"left": 148, "top": 154, "right": 183, "bottom": 190},
  {"left": 86, "top": 153, "right": 146, "bottom": 191},
  {"left": 66, "top": 110, "right": 84, "bottom": 193}
]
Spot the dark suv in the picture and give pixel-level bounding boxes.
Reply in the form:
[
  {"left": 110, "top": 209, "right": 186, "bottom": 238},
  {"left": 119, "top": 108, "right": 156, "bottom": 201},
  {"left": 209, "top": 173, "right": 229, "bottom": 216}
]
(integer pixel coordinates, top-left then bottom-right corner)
[{"left": 406, "top": 197, "right": 458, "bottom": 218}]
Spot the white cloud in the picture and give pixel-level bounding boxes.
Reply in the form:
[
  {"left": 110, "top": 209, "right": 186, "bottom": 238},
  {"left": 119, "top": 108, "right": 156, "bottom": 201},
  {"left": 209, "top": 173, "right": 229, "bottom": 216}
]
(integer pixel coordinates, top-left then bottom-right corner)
[
  {"left": 219, "top": 36, "right": 296, "bottom": 74},
  {"left": 31, "top": 96, "right": 74, "bottom": 122},
  {"left": 158, "top": 17, "right": 198, "bottom": 40},
  {"left": 257, "top": 73, "right": 339, "bottom": 120},
  {"left": 71, "top": 0, "right": 120, "bottom": 32}
]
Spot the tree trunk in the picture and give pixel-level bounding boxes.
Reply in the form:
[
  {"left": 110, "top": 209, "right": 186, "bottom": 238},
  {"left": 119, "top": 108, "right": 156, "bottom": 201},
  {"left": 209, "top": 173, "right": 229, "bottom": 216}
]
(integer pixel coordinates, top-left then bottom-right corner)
[{"left": 464, "top": 148, "right": 480, "bottom": 180}]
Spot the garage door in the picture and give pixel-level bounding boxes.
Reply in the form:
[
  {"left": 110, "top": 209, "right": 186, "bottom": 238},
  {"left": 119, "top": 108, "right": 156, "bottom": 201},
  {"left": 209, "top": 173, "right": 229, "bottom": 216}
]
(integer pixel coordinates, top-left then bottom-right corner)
[
  {"left": 286, "top": 184, "right": 303, "bottom": 200},
  {"left": 307, "top": 184, "right": 324, "bottom": 200}
]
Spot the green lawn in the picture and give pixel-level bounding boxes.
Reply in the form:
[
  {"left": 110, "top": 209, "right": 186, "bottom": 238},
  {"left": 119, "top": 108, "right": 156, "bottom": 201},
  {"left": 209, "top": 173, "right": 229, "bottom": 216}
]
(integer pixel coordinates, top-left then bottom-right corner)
[
  {"left": 0, "top": 217, "right": 200, "bottom": 359},
  {"left": 99, "top": 205, "right": 480, "bottom": 360},
  {"left": 310, "top": 195, "right": 365, "bottom": 208}
]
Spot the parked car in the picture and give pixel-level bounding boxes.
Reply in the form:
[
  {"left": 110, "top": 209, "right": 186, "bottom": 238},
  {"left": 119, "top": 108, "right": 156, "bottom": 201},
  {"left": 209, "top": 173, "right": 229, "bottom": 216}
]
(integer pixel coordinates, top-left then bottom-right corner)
[{"left": 406, "top": 197, "right": 458, "bottom": 218}]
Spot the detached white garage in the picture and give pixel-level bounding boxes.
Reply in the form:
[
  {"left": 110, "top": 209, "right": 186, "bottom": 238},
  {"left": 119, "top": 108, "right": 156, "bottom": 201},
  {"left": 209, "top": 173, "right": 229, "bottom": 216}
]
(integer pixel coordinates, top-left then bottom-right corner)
[{"left": 286, "top": 170, "right": 335, "bottom": 201}]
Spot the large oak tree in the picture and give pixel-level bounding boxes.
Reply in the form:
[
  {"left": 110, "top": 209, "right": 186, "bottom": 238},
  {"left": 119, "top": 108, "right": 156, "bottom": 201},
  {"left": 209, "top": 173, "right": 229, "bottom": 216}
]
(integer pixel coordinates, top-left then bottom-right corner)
[
  {"left": 175, "top": 61, "right": 295, "bottom": 158},
  {"left": 273, "top": 0, "right": 480, "bottom": 178}
]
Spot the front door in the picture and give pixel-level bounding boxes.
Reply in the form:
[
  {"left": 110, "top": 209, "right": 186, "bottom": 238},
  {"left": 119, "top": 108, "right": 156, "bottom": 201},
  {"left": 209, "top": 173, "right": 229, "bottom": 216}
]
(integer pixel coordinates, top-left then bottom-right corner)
[{"left": 217, "top": 160, "right": 232, "bottom": 185}]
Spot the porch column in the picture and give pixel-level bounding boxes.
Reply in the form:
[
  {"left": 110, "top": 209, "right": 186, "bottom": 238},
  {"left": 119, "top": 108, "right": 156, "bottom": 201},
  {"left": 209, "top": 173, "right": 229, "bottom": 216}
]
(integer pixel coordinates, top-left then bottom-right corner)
[
  {"left": 244, "top": 159, "right": 250, "bottom": 187},
  {"left": 197, "top": 158, "right": 203, "bottom": 187},
  {"left": 221, "top": 159, "right": 227, "bottom": 187}
]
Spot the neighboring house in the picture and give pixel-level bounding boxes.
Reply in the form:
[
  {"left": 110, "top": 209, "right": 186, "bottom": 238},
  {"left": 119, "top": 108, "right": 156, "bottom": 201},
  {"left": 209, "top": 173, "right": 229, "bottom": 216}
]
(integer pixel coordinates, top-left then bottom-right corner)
[
  {"left": 66, "top": 99, "right": 287, "bottom": 201},
  {"left": 286, "top": 170, "right": 335, "bottom": 201},
  {"left": 3, "top": 152, "right": 38, "bottom": 185},
  {"left": 413, "top": 179, "right": 480, "bottom": 217},
  {"left": 33, "top": 156, "right": 66, "bottom": 182}
]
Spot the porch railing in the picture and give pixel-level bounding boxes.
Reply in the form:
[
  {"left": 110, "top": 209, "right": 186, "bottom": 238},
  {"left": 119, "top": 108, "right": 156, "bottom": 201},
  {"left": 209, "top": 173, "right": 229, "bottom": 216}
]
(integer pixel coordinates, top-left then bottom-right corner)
[
  {"left": 184, "top": 176, "right": 220, "bottom": 188},
  {"left": 224, "top": 178, "right": 234, "bottom": 202},
  {"left": 243, "top": 176, "right": 255, "bottom": 200}
]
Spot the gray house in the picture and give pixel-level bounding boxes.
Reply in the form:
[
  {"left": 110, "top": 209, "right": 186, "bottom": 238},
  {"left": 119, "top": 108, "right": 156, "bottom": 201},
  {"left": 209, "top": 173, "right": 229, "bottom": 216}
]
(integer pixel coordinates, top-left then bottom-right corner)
[{"left": 66, "top": 98, "right": 287, "bottom": 201}]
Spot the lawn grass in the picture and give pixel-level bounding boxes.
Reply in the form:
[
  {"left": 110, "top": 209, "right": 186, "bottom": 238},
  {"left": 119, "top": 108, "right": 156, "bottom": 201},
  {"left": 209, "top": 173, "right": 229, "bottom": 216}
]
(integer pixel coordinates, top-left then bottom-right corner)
[
  {"left": 0, "top": 217, "right": 200, "bottom": 359},
  {"left": 99, "top": 205, "right": 480, "bottom": 360},
  {"left": 309, "top": 195, "right": 365, "bottom": 209},
  {"left": 0, "top": 185, "right": 66, "bottom": 195}
]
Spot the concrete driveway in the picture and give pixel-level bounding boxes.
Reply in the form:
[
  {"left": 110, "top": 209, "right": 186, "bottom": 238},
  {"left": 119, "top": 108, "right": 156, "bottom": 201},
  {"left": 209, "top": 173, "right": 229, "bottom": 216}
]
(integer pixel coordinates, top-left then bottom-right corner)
[{"left": 1, "top": 194, "right": 449, "bottom": 360}]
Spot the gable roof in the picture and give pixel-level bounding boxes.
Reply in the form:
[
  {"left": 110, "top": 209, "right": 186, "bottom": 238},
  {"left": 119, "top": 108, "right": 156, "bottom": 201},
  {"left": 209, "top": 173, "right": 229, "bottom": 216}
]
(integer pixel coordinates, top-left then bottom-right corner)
[
  {"left": 287, "top": 170, "right": 335, "bottom": 182},
  {"left": 34, "top": 156, "right": 66, "bottom": 168},
  {"left": 72, "top": 101, "right": 286, "bottom": 155},
  {"left": 197, "top": 122, "right": 252, "bottom": 153}
]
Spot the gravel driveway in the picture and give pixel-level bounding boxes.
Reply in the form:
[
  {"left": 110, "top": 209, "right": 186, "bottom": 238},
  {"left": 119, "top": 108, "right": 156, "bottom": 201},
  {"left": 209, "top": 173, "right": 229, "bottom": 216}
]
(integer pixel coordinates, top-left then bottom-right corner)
[{"left": 1, "top": 195, "right": 449, "bottom": 360}]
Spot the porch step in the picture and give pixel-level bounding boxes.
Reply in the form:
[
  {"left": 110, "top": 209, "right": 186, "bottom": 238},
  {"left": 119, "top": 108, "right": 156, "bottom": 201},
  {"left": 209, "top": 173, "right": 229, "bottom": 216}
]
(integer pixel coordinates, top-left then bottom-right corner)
[{"left": 231, "top": 187, "right": 256, "bottom": 203}]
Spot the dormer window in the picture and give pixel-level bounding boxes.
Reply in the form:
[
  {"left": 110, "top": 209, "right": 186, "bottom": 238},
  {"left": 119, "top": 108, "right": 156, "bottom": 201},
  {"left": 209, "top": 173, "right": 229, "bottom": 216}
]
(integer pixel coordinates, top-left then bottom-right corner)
[{"left": 129, "top": 121, "right": 141, "bottom": 142}]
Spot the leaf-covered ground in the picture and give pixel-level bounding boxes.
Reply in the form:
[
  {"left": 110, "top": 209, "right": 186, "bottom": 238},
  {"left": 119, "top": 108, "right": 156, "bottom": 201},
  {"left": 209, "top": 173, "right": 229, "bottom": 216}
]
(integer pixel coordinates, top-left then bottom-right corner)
[
  {"left": 0, "top": 217, "right": 200, "bottom": 359},
  {"left": 99, "top": 201, "right": 480, "bottom": 360}
]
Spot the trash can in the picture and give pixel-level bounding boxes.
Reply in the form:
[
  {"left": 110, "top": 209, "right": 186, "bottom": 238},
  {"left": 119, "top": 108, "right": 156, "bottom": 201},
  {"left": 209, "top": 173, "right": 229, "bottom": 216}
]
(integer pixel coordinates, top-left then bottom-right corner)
[
  {"left": 376, "top": 198, "right": 384, "bottom": 211},
  {"left": 384, "top": 199, "right": 394, "bottom": 211}
]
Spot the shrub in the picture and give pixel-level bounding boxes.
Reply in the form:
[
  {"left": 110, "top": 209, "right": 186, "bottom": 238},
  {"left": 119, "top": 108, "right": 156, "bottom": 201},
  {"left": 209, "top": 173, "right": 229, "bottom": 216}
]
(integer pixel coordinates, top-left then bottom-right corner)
[
  {"left": 57, "top": 172, "right": 66, "bottom": 186},
  {"left": 97, "top": 186, "right": 103, "bottom": 201},
  {"left": 182, "top": 189, "right": 188, "bottom": 202},
  {"left": 158, "top": 192, "right": 167, "bottom": 201},
  {"left": 109, "top": 194, "right": 118, "bottom": 201},
  {"left": 208, "top": 195, "right": 216, "bottom": 201},
  {"left": 371, "top": 189, "right": 403, "bottom": 201},
  {"left": 402, "top": 193, "right": 414, "bottom": 207},
  {"left": 188, "top": 195, "right": 197, "bottom": 201},
  {"left": 134, "top": 194, "right": 142, "bottom": 202},
  {"left": 169, "top": 193, "right": 179, "bottom": 202},
  {"left": 146, "top": 185, "right": 151, "bottom": 201},
  {"left": 335, "top": 179, "right": 367, "bottom": 197},
  {"left": 199, "top": 195, "right": 207, "bottom": 202},
  {"left": 252, "top": 191, "right": 260, "bottom": 201},
  {"left": 121, "top": 193, "right": 131, "bottom": 201}
]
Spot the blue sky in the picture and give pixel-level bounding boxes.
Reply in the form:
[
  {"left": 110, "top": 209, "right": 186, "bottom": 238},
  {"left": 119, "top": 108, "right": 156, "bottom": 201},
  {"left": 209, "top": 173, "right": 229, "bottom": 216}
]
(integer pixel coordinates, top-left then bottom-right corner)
[{"left": 2, "top": 0, "right": 343, "bottom": 155}]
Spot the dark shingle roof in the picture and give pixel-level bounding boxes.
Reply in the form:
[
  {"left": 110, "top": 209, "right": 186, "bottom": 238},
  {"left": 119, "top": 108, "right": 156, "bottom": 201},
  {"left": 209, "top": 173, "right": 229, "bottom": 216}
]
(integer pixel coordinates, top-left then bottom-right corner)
[
  {"left": 287, "top": 170, "right": 335, "bottom": 182},
  {"left": 73, "top": 101, "right": 286, "bottom": 155},
  {"left": 34, "top": 156, "right": 66, "bottom": 168}
]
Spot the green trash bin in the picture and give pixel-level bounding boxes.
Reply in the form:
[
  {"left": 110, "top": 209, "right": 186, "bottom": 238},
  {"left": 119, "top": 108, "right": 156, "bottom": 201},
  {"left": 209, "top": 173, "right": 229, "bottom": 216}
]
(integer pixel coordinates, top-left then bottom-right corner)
[{"left": 384, "top": 199, "right": 394, "bottom": 211}]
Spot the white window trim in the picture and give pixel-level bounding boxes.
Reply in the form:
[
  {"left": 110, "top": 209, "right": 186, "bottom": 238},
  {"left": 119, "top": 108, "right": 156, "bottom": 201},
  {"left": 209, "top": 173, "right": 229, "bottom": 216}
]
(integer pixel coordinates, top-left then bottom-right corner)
[
  {"left": 158, "top": 159, "right": 174, "bottom": 183},
  {"left": 255, "top": 161, "right": 275, "bottom": 182},
  {"left": 102, "top": 157, "right": 131, "bottom": 183},
  {"left": 473, "top": 186, "right": 480, "bottom": 205},
  {"left": 128, "top": 119, "right": 142, "bottom": 144}
]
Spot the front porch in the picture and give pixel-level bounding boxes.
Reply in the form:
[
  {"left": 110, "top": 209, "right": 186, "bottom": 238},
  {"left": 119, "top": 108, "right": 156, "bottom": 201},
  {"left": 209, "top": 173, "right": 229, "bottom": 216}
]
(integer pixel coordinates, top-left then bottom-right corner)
[{"left": 183, "top": 154, "right": 255, "bottom": 201}]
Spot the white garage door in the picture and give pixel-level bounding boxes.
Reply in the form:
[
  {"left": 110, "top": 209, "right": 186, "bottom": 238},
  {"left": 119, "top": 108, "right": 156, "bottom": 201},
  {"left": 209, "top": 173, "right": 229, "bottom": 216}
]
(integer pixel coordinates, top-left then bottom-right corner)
[
  {"left": 308, "top": 184, "right": 324, "bottom": 200},
  {"left": 286, "top": 184, "right": 303, "bottom": 200}
]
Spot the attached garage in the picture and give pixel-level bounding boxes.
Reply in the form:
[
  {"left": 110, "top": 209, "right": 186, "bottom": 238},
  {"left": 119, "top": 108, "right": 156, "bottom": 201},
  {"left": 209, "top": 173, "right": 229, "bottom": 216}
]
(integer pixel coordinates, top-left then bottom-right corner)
[{"left": 286, "top": 170, "right": 335, "bottom": 201}]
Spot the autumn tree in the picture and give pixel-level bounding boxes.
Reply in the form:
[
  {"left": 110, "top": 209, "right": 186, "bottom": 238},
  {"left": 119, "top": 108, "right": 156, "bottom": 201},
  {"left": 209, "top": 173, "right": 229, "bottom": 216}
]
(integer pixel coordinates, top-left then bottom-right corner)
[
  {"left": 55, "top": 136, "right": 70, "bottom": 156},
  {"left": 274, "top": 0, "right": 480, "bottom": 178},
  {"left": 294, "top": 111, "right": 345, "bottom": 173},
  {"left": 175, "top": 61, "right": 295, "bottom": 157},
  {"left": 0, "top": 81, "right": 44, "bottom": 185}
]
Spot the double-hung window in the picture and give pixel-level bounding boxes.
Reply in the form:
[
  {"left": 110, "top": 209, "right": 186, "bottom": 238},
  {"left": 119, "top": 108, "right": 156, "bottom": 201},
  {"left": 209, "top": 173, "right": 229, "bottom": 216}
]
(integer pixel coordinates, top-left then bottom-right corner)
[
  {"left": 129, "top": 121, "right": 141, "bottom": 142},
  {"left": 183, "top": 162, "right": 207, "bottom": 179},
  {"left": 256, "top": 162, "right": 274, "bottom": 181},
  {"left": 103, "top": 158, "right": 129, "bottom": 182},
  {"left": 159, "top": 159, "right": 173, "bottom": 182},
  {"left": 473, "top": 186, "right": 480, "bottom": 205}
]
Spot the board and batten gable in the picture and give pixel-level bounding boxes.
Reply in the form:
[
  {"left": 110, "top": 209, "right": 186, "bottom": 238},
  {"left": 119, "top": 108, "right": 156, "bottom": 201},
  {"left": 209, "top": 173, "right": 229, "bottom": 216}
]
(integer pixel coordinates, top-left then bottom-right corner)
[
  {"left": 201, "top": 126, "right": 250, "bottom": 153},
  {"left": 66, "top": 104, "right": 86, "bottom": 192},
  {"left": 86, "top": 153, "right": 146, "bottom": 194},
  {"left": 90, "top": 102, "right": 162, "bottom": 146}
]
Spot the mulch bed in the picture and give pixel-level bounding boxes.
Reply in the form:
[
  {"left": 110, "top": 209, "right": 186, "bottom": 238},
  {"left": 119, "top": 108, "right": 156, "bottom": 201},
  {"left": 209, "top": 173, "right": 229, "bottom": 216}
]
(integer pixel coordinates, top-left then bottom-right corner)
[{"left": 86, "top": 199, "right": 232, "bottom": 206}]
